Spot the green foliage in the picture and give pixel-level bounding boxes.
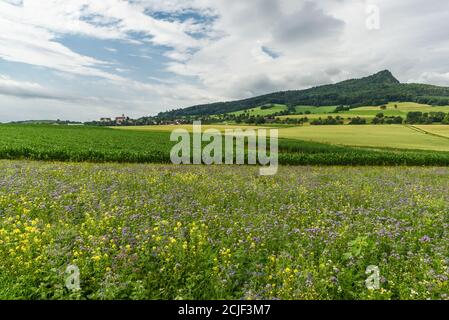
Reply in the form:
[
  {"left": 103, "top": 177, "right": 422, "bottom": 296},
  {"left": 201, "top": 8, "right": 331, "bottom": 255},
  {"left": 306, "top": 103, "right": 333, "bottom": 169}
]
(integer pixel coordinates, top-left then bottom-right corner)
[
  {"left": 372, "top": 114, "right": 403, "bottom": 124},
  {"left": 406, "top": 111, "right": 448, "bottom": 124},
  {"left": 343, "top": 237, "right": 369, "bottom": 260},
  {"left": 443, "top": 114, "right": 449, "bottom": 125},
  {"left": 260, "top": 104, "right": 276, "bottom": 110},
  {"left": 335, "top": 105, "right": 352, "bottom": 112},
  {"left": 229, "top": 104, "right": 288, "bottom": 117},
  {"left": 349, "top": 117, "right": 367, "bottom": 125},
  {"left": 310, "top": 116, "right": 344, "bottom": 125}
]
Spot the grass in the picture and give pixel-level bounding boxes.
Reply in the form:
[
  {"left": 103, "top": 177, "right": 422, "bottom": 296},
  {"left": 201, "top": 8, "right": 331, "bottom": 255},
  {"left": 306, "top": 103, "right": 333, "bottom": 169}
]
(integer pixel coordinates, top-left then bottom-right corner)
[
  {"left": 1, "top": 160, "right": 448, "bottom": 300},
  {"left": 350, "top": 102, "right": 449, "bottom": 116},
  {"left": 119, "top": 123, "right": 449, "bottom": 152},
  {"left": 333, "top": 102, "right": 449, "bottom": 118},
  {"left": 277, "top": 102, "right": 449, "bottom": 121},
  {"left": 228, "top": 105, "right": 337, "bottom": 117},
  {"left": 277, "top": 125, "right": 449, "bottom": 151},
  {"left": 294, "top": 106, "right": 337, "bottom": 114},
  {"left": 414, "top": 125, "right": 449, "bottom": 138},
  {"left": 220, "top": 101, "right": 448, "bottom": 122},
  {"left": 2, "top": 124, "right": 449, "bottom": 166},
  {"left": 228, "top": 104, "right": 287, "bottom": 116},
  {"left": 115, "top": 124, "right": 267, "bottom": 132},
  {"left": 278, "top": 113, "right": 377, "bottom": 121},
  {"left": 221, "top": 102, "right": 449, "bottom": 120}
]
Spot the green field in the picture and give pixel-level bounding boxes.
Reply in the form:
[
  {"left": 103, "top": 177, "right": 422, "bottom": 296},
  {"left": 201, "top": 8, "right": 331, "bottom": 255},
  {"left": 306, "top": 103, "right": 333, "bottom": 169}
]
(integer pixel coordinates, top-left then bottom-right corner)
[
  {"left": 2, "top": 124, "right": 449, "bottom": 166},
  {"left": 277, "top": 102, "right": 449, "bottom": 121},
  {"left": 223, "top": 102, "right": 449, "bottom": 125},
  {"left": 1, "top": 161, "right": 448, "bottom": 299},
  {"left": 278, "top": 113, "right": 376, "bottom": 121},
  {"left": 415, "top": 125, "right": 449, "bottom": 138},
  {"left": 277, "top": 125, "right": 449, "bottom": 151},
  {"left": 116, "top": 124, "right": 267, "bottom": 132},
  {"left": 118, "top": 123, "right": 449, "bottom": 152},
  {"left": 228, "top": 104, "right": 287, "bottom": 116},
  {"left": 350, "top": 102, "right": 449, "bottom": 116},
  {"left": 0, "top": 124, "right": 173, "bottom": 163},
  {"left": 294, "top": 105, "right": 337, "bottom": 114},
  {"left": 228, "top": 105, "right": 337, "bottom": 117}
]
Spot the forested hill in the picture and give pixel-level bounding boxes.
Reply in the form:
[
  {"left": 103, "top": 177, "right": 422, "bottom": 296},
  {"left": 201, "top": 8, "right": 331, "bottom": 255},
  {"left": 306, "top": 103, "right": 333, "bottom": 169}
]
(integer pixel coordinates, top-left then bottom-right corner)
[{"left": 158, "top": 70, "right": 449, "bottom": 117}]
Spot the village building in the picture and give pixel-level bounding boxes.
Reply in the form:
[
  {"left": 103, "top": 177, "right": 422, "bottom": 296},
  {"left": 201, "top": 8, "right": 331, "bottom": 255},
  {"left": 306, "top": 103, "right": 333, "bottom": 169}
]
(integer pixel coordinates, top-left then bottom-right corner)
[{"left": 115, "top": 114, "right": 127, "bottom": 124}]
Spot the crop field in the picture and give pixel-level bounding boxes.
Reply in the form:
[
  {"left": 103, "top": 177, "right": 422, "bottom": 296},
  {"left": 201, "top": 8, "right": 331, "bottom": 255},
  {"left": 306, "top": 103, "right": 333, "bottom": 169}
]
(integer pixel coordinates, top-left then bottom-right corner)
[
  {"left": 0, "top": 124, "right": 174, "bottom": 163},
  {"left": 119, "top": 123, "right": 449, "bottom": 152},
  {"left": 115, "top": 124, "right": 267, "bottom": 133},
  {"left": 0, "top": 160, "right": 448, "bottom": 300},
  {"left": 277, "top": 125, "right": 449, "bottom": 151},
  {"left": 2, "top": 124, "right": 449, "bottom": 166},
  {"left": 415, "top": 125, "right": 449, "bottom": 138}
]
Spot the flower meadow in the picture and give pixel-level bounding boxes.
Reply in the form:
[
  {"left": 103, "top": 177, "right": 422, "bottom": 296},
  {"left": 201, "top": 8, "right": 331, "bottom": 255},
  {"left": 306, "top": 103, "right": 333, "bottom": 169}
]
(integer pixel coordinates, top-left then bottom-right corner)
[{"left": 0, "top": 160, "right": 448, "bottom": 300}]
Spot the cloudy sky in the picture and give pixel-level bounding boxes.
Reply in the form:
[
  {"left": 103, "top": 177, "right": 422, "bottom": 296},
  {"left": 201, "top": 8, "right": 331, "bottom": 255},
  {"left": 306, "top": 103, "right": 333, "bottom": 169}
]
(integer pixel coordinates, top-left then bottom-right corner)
[{"left": 1, "top": 0, "right": 449, "bottom": 122}]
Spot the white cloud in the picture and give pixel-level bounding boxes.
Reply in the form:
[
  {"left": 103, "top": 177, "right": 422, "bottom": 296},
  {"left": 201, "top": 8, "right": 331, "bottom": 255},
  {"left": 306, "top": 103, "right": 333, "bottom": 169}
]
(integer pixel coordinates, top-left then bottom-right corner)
[
  {"left": 129, "top": 53, "right": 153, "bottom": 60},
  {"left": 1, "top": 0, "right": 449, "bottom": 121},
  {"left": 164, "top": 0, "right": 350, "bottom": 98},
  {"left": 163, "top": 0, "right": 449, "bottom": 99},
  {"left": 0, "top": 2, "right": 123, "bottom": 80},
  {"left": 0, "top": 74, "right": 66, "bottom": 100},
  {"left": 0, "top": 73, "right": 222, "bottom": 122},
  {"left": 0, "top": 0, "right": 207, "bottom": 80}
]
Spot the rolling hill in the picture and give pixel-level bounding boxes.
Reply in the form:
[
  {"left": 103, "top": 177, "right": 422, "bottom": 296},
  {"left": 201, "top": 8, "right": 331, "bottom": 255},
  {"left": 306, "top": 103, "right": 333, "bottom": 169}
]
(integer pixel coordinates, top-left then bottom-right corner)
[{"left": 158, "top": 70, "right": 449, "bottom": 117}]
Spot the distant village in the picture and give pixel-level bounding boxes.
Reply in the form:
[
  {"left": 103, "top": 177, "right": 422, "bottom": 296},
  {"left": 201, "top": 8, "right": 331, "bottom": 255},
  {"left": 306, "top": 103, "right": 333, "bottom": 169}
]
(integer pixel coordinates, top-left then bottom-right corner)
[{"left": 87, "top": 114, "right": 190, "bottom": 126}]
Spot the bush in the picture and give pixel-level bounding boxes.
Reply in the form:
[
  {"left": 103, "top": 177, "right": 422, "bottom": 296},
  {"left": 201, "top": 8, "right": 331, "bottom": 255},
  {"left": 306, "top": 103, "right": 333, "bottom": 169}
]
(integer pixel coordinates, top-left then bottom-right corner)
[{"left": 349, "top": 117, "right": 367, "bottom": 125}]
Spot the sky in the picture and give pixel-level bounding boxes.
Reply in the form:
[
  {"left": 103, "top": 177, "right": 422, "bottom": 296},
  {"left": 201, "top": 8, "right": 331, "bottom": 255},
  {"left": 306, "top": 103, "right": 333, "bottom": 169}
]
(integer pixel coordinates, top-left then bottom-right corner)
[{"left": 1, "top": 0, "right": 449, "bottom": 122}]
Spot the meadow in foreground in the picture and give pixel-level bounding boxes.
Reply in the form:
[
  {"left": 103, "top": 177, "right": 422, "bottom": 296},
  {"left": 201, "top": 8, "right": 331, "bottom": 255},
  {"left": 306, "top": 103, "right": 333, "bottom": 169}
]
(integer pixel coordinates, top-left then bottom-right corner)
[{"left": 0, "top": 160, "right": 448, "bottom": 300}]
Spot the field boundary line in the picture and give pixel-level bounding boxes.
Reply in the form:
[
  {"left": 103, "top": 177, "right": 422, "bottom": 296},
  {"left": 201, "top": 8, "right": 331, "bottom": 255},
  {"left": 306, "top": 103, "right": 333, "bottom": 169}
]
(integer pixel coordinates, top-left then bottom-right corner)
[{"left": 406, "top": 125, "right": 449, "bottom": 141}]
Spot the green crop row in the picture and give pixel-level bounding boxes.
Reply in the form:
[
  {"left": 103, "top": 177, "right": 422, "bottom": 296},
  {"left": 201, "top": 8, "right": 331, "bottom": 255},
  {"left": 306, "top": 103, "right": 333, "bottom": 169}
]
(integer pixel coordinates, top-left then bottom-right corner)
[{"left": 1, "top": 124, "right": 449, "bottom": 166}]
